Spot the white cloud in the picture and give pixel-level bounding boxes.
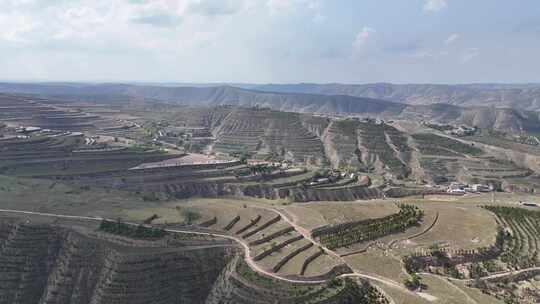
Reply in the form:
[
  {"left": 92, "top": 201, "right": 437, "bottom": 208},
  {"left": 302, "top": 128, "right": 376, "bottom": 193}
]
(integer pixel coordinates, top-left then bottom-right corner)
[
  {"left": 266, "top": 0, "right": 320, "bottom": 15},
  {"left": 0, "top": 0, "right": 250, "bottom": 51},
  {"left": 188, "top": 0, "right": 247, "bottom": 16},
  {"left": 423, "top": 0, "right": 447, "bottom": 13},
  {"left": 266, "top": 0, "right": 293, "bottom": 13},
  {"left": 353, "top": 27, "right": 375, "bottom": 50},
  {"left": 444, "top": 33, "right": 460, "bottom": 45},
  {"left": 0, "top": 13, "right": 39, "bottom": 43},
  {"left": 462, "top": 48, "right": 480, "bottom": 62}
]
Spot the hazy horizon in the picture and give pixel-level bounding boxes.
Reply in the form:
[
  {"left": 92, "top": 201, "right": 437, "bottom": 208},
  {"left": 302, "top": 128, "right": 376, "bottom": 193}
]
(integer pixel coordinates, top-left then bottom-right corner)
[
  {"left": 1, "top": 80, "right": 540, "bottom": 87},
  {"left": 1, "top": 0, "right": 540, "bottom": 84}
]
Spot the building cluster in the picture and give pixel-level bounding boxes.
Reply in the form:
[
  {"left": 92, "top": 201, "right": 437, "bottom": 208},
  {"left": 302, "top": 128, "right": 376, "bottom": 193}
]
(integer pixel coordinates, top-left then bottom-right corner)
[
  {"left": 10, "top": 125, "right": 80, "bottom": 140},
  {"left": 421, "top": 121, "right": 477, "bottom": 137},
  {"left": 16, "top": 126, "right": 42, "bottom": 133},
  {"left": 247, "top": 159, "right": 291, "bottom": 169},
  {"left": 446, "top": 182, "right": 493, "bottom": 194},
  {"left": 448, "top": 126, "right": 476, "bottom": 137}
]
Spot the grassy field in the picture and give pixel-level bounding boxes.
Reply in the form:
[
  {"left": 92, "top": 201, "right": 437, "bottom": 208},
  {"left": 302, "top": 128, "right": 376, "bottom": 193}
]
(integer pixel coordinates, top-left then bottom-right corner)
[
  {"left": 407, "top": 200, "right": 498, "bottom": 250},
  {"left": 1, "top": 173, "right": 530, "bottom": 296},
  {"left": 374, "top": 284, "right": 430, "bottom": 304},
  {"left": 286, "top": 198, "right": 493, "bottom": 252},
  {"left": 284, "top": 200, "right": 400, "bottom": 229},
  {"left": 418, "top": 274, "right": 476, "bottom": 304},
  {"left": 123, "top": 197, "right": 277, "bottom": 227},
  {"left": 0, "top": 175, "right": 142, "bottom": 218},
  {"left": 344, "top": 249, "right": 409, "bottom": 283},
  {"left": 375, "top": 273, "right": 501, "bottom": 304},
  {"left": 451, "top": 280, "right": 504, "bottom": 304}
]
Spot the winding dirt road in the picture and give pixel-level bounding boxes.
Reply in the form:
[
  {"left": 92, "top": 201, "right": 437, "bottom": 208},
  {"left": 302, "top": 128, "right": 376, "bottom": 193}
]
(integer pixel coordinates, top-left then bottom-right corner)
[
  {"left": 0, "top": 207, "right": 422, "bottom": 297},
  {"left": 255, "top": 206, "right": 417, "bottom": 295},
  {"left": 0, "top": 208, "right": 319, "bottom": 284}
]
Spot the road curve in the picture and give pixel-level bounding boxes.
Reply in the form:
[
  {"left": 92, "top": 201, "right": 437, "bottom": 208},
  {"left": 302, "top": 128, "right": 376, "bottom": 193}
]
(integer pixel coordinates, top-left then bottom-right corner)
[
  {"left": 0, "top": 207, "right": 419, "bottom": 294},
  {"left": 0, "top": 208, "right": 323, "bottom": 284},
  {"left": 254, "top": 206, "right": 417, "bottom": 295}
]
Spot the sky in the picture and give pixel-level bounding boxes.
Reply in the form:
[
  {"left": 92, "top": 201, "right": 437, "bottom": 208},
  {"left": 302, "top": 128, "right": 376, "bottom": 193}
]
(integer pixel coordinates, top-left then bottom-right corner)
[{"left": 1, "top": 0, "right": 540, "bottom": 84}]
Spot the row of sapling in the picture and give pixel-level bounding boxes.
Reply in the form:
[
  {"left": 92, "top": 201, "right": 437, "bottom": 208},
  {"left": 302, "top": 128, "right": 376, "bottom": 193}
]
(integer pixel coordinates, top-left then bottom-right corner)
[
  {"left": 99, "top": 219, "right": 167, "bottom": 239},
  {"left": 316, "top": 204, "right": 423, "bottom": 249}
]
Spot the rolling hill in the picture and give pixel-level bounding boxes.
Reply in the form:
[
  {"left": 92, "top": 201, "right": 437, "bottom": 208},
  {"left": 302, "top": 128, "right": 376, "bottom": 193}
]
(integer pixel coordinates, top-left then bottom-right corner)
[
  {"left": 0, "top": 82, "right": 404, "bottom": 116},
  {"left": 1, "top": 82, "right": 540, "bottom": 133}
]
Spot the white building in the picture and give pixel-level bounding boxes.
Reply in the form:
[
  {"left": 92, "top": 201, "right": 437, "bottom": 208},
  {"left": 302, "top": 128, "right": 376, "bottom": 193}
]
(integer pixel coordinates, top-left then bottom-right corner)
[{"left": 471, "top": 184, "right": 491, "bottom": 192}]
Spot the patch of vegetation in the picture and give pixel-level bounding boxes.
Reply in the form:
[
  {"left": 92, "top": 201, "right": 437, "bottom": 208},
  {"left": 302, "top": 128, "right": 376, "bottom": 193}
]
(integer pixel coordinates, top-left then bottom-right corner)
[
  {"left": 412, "top": 133, "right": 483, "bottom": 156},
  {"left": 313, "top": 204, "right": 423, "bottom": 249},
  {"left": 483, "top": 206, "right": 540, "bottom": 269},
  {"left": 177, "top": 207, "right": 202, "bottom": 225},
  {"left": 403, "top": 273, "right": 425, "bottom": 291},
  {"left": 98, "top": 219, "right": 167, "bottom": 239},
  {"left": 423, "top": 122, "right": 455, "bottom": 132}
]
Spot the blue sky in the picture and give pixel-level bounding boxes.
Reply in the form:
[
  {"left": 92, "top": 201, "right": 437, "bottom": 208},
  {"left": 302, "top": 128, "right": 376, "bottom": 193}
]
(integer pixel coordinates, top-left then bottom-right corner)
[{"left": 1, "top": 0, "right": 539, "bottom": 84}]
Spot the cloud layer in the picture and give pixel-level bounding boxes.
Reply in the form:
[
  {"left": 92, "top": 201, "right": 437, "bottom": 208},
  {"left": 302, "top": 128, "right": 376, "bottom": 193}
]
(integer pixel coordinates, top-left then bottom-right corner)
[
  {"left": 423, "top": 0, "right": 447, "bottom": 12},
  {"left": 0, "top": 0, "right": 539, "bottom": 84}
]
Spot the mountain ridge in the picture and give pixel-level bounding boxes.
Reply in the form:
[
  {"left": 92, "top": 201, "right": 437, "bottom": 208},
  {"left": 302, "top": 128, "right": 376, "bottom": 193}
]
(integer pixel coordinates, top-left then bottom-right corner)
[
  {"left": 1, "top": 82, "right": 540, "bottom": 133},
  {"left": 252, "top": 83, "right": 540, "bottom": 112}
]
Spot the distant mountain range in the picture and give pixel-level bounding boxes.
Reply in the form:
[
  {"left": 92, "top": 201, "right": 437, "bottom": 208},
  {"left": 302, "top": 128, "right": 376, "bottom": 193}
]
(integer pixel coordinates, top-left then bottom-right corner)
[
  {"left": 0, "top": 82, "right": 405, "bottom": 115},
  {"left": 252, "top": 83, "right": 540, "bottom": 112},
  {"left": 1, "top": 82, "right": 539, "bottom": 133}
]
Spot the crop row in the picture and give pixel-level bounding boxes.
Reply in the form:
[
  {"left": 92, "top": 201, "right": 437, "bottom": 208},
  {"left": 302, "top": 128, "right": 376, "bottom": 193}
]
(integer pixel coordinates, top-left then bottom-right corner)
[
  {"left": 314, "top": 204, "right": 423, "bottom": 249},
  {"left": 483, "top": 206, "right": 540, "bottom": 269}
]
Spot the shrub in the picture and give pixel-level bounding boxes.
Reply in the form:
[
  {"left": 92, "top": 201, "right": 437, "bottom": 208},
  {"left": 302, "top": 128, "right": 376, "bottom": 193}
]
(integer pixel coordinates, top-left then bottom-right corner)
[{"left": 179, "top": 208, "right": 202, "bottom": 225}]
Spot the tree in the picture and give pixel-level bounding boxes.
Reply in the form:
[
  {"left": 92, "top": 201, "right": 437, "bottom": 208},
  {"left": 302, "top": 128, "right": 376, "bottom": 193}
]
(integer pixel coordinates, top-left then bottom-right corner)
[
  {"left": 326, "top": 277, "right": 343, "bottom": 289},
  {"left": 404, "top": 273, "right": 423, "bottom": 290},
  {"left": 180, "top": 208, "right": 201, "bottom": 225}
]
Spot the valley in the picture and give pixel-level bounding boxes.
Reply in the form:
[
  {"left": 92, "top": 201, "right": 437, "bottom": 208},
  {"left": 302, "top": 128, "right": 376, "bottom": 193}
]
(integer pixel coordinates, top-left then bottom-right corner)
[
  {"left": 2, "top": 1, "right": 539, "bottom": 302},
  {"left": 2, "top": 87, "right": 540, "bottom": 304}
]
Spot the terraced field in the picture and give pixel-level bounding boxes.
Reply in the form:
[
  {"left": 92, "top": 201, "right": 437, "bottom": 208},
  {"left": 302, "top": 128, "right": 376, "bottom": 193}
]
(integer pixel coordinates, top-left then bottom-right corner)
[
  {"left": 216, "top": 258, "right": 388, "bottom": 304},
  {"left": 0, "top": 134, "right": 175, "bottom": 177},
  {"left": 212, "top": 108, "right": 327, "bottom": 164},
  {"left": 412, "top": 133, "right": 483, "bottom": 157},
  {"left": 418, "top": 157, "right": 461, "bottom": 184},
  {"left": 6, "top": 92, "right": 540, "bottom": 304},
  {"left": 0, "top": 220, "right": 234, "bottom": 304},
  {"left": 321, "top": 119, "right": 412, "bottom": 179},
  {"left": 0, "top": 94, "right": 135, "bottom": 133},
  {"left": 213, "top": 108, "right": 268, "bottom": 154},
  {"left": 483, "top": 206, "right": 540, "bottom": 269},
  {"left": 415, "top": 145, "right": 529, "bottom": 186},
  {"left": 126, "top": 198, "right": 352, "bottom": 281},
  {"left": 399, "top": 206, "right": 540, "bottom": 303},
  {"left": 264, "top": 112, "right": 327, "bottom": 164},
  {"left": 204, "top": 207, "right": 347, "bottom": 279},
  {"left": 2, "top": 127, "right": 371, "bottom": 201},
  {"left": 461, "top": 157, "right": 532, "bottom": 182},
  {"left": 401, "top": 205, "right": 540, "bottom": 287},
  {"left": 357, "top": 122, "right": 411, "bottom": 178}
]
